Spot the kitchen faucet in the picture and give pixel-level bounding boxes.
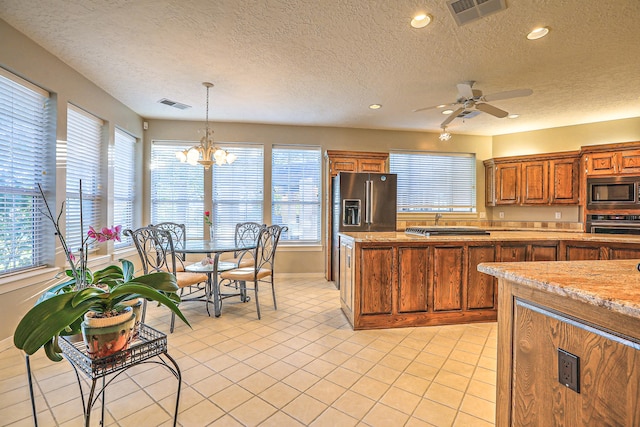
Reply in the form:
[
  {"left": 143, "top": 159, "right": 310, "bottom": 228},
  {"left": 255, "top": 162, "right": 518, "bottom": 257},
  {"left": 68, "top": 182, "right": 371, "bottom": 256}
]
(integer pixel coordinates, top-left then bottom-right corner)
[{"left": 435, "top": 213, "right": 442, "bottom": 226}]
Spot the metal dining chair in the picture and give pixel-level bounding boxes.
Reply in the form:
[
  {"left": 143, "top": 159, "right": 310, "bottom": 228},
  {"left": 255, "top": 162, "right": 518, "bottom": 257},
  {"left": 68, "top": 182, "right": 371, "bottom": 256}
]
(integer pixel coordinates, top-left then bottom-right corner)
[
  {"left": 218, "top": 225, "right": 288, "bottom": 319},
  {"left": 149, "top": 222, "right": 188, "bottom": 271},
  {"left": 226, "top": 222, "right": 265, "bottom": 268},
  {"left": 125, "top": 226, "right": 207, "bottom": 332}
]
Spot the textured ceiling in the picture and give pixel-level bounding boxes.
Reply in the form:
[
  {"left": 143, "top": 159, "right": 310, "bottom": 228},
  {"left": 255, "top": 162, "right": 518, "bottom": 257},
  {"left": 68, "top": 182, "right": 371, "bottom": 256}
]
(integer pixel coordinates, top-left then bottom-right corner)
[{"left": 1, "top": 0, "right": 639, "bottom": 136}]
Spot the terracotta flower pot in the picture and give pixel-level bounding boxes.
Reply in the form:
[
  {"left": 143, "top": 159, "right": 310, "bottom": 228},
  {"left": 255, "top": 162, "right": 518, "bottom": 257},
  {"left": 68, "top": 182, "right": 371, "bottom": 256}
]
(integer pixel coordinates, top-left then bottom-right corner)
[{"left": 81, "top": 307, "right": 135, "bottom": 359}]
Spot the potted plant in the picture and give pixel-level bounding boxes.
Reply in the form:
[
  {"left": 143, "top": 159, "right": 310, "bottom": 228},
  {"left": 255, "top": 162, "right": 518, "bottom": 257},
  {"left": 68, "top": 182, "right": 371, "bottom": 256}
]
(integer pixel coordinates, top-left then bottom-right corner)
[{"left": 13, "top": 182, "right": 190, "bottom": 361}]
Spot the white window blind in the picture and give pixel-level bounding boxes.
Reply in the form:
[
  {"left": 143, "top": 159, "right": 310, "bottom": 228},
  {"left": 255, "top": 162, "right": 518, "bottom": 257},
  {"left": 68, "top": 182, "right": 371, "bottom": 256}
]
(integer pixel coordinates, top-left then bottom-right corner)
[
  {"left": 150, "top": 141, "right": 205, "bottom": 239},
  {"left": 113, "top": 128, "right": 136, "bottom": 248},
  {"left": 0, "top": 69, "right": 50, "bottom": 274},
  {"left": 66, "top": 105, "right": 104, "bottom": 252},
  {"left": 390, "top": 151, "right": 476, "bottom": 212},
  {"left": 211, "top": 145, "right": 264, "bottom": 242},
  {"left": 272, "top": 145, "right": 321, "bottom": 243}
]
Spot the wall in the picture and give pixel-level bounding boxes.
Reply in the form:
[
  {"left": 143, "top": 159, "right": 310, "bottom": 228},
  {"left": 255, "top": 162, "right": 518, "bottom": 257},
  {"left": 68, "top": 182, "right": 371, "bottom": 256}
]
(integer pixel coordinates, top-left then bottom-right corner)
[
  {"left": 0, "top": 19, "right": 144, "bottom": 346},
  {"left": 143, "top": 120, "right": 493, "bottom": 274}
]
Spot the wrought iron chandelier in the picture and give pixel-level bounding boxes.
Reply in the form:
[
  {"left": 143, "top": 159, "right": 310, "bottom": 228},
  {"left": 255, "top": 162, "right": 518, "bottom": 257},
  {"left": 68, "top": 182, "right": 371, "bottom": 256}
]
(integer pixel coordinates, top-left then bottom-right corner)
[{"left": 176, "top": 82, "right": 237, "bottom": 169}]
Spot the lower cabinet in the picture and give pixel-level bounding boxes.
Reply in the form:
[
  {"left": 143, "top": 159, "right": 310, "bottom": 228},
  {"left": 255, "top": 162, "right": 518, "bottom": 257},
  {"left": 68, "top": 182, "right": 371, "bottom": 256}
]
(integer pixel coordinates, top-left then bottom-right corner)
[
  {"left": 339, "top": 235, "right": 640, "bottom": 331},
  {"left": 511, "top": 301, "right": 640, "bottom": 426}
]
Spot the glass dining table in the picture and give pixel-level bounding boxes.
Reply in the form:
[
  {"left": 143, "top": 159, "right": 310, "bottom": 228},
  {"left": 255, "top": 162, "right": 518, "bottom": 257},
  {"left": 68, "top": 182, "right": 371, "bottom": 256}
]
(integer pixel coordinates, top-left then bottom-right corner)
[{"left": 174, "top": 240, "right": 256, "bottom": 317}]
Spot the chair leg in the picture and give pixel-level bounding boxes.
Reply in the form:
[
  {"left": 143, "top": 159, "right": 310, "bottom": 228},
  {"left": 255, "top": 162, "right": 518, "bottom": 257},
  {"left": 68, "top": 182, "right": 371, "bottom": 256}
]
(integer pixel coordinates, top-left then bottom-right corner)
[
  {"left": 170, "top": 312, "right": 175, "bottom": 333},
  {"left": 271, "top": 275, "right": 277, "bottom": 310},
  {"left": 254, "top": 280, "right": 261, "bottom": 320}
]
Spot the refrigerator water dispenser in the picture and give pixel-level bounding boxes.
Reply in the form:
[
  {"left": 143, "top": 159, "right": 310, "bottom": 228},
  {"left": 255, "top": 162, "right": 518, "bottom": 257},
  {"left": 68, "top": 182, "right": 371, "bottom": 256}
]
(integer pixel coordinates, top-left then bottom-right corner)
[{"left": 342, "top": 199, "right": 361, "bottom": 226}]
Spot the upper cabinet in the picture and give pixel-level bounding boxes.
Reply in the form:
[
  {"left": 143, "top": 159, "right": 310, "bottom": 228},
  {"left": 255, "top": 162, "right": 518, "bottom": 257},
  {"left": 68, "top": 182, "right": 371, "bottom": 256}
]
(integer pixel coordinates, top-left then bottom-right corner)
[
  {"left": 484, "top": 151, "right": 580, "bottom": 206},
  {"left": 582, "top": 143, "right": 640, "bottom": 176},
  {"left": 326, "top": 150, "right": 388, "bottom": 177}
]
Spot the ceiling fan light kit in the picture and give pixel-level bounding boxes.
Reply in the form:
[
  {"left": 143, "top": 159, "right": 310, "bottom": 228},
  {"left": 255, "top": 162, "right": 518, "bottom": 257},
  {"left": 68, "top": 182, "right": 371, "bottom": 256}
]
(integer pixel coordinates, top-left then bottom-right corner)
[{"left": 414, "top": 81, "right": 533, "bottom": 129}]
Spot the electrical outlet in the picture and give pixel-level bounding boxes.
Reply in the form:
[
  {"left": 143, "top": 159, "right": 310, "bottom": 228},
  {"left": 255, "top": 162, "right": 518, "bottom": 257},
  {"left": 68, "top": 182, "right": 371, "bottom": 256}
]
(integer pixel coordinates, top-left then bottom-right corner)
[
  {"left": 555, "top": 212, "right": 562, "bottom": 219},
  {"left": 499, "top": 211, "right": 505, "bottom": 219},
  {"left": 558, "top": 348, "right": 580, "bottom": 393},
  {"left": 479, "top": 212, "right": 486, "bottom": 219}
]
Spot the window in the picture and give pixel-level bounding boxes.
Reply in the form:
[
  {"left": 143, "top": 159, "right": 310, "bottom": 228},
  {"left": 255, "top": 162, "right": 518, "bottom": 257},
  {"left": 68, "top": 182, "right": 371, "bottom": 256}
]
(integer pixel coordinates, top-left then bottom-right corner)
[
  {"left": 150, "top": 141, "right": 205, "bottom": 239},
  {"left": 66, "top": 105, "right": 104, "bottom": 252},
  {"left": 211, "top": 145, "right": 264, "bottom": 242},
  {"left": 272, "top": 145, "right": 321, "bottom": 243},
  {"left": 113, "top": 128, "right": 136, "bottom": 248},
  {"left": 0, "top": 69, "right": 50, "bottom": 274},
  {"left": 390, "top": 151, "right": 476, "bottom": 212}
]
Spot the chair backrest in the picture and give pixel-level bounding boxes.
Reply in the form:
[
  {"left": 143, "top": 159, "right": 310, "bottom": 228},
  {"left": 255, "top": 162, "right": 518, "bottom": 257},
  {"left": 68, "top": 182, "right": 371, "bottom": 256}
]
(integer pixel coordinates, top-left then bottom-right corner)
[
  {"left": 151, "top": 222, "right": 187, "bottom": 262},
  {"left": 124, "top": 226, "right": 177, "bottom": 275},
  {"left": 254, "top": 225, "right": 288, "bottom": 272},
  {"left": 234, "top": 222, "right": 265, "bottom": 256}
]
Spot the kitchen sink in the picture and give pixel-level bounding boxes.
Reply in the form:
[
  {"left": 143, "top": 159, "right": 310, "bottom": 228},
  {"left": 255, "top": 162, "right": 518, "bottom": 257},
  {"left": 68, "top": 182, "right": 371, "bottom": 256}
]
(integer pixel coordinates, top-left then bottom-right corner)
[{"left": 404, "top": 226, "right": 490, "bottom": 236}]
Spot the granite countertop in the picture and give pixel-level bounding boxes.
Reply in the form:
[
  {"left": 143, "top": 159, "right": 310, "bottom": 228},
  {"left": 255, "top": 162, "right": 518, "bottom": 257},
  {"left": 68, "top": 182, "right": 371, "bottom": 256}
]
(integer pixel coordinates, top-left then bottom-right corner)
[
  {"left": 338, "top": 230, "right": 640, "bottom": 243},
  {"left": 478, "top": 259, "right": 640, "bottom": 320}
]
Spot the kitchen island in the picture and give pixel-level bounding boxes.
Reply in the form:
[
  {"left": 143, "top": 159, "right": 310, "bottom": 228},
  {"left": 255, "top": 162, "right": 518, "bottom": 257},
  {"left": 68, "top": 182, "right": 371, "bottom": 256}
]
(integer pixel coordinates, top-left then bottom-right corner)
[
  {"left": 478, "top": 259, "right": 640, "bottom": 426},
  {"left": 338, "top": 230, "right": 640, "bottom": 330}
]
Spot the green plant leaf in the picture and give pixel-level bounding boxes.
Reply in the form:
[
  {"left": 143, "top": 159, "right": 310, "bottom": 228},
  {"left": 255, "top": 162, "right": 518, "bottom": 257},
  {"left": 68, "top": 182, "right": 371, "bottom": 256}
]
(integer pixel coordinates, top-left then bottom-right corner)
[
  {"left": 119, "top": 259, "right": 135, "bottom": 282},
  {"left": 129, "top": 272, "right": 179, "bottom": 292},
  {"left": 110, "top": 283, "right": 190, "bottom": 328},
  {"left": 14, "top": 293, "right": 95, "bottom": 357}
]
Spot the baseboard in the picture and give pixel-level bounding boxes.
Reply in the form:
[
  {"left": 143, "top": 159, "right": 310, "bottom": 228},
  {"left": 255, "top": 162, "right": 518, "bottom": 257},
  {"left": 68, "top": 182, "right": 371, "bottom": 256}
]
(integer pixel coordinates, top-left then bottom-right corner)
[{"left": 278, "top": 272, "right": 325, "bottom": 279}]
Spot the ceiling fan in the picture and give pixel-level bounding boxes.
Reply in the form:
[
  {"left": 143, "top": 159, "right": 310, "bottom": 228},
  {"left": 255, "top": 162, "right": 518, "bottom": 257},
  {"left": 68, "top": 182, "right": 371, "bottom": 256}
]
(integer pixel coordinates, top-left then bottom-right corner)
[{"left": 414, "top": 81, "right": 533, "bottom": 128}]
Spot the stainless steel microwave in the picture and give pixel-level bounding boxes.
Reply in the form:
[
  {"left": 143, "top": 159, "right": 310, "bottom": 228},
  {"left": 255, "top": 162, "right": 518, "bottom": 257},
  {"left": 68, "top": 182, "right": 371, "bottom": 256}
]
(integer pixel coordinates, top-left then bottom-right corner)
[{"left": 587, "top": 176, "right": 640, "bottom": 209}]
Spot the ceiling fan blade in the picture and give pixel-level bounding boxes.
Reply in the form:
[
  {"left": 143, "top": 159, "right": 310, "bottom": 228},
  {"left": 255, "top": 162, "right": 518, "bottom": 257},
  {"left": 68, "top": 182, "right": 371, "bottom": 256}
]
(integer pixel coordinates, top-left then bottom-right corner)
[
  {"left": 483, "top": 88, "right": 533, "bottom": 102},
  {"left": 456, "top": 82, "right": 474, "bottom": 99},
  {"left": 413, "top": 102, "right": 456, "bottom": 113},
  {"left": 440, "top": 107, "right": 465, "bottom": 127},
  {"left": 476, "top": 102, "right": 508, "bottom": 118}
]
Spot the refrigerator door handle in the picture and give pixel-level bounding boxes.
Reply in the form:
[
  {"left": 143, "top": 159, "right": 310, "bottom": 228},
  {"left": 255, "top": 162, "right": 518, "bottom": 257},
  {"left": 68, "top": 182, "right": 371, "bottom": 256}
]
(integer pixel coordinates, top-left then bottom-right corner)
[{"left": 365, "top": 180, "right": 373, "bottom": 224}]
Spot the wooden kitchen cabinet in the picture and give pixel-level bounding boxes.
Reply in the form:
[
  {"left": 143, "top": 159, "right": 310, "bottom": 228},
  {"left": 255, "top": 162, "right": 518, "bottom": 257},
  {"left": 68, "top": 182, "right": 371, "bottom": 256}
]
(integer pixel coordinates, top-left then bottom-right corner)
[
  {"left": 521, "top": 161, "right": 549, "bottom": 204},
  {"left": 484, "top": 151, "right": 580, "bottom": 207},
  {"left": 582, "top": 142, "right": 640, "bottom": 176},
  {"left": 325, "top": 150, "right": 389, "bottom": 282},
  {"left": 499, "top": 242, "right": 558, "bottom": 262},
  {"left": 549, "top": 157, "right": 579, "bottom": 204},
  {"left": 339, "top": 237, "right": 354, "bottom": 318}
]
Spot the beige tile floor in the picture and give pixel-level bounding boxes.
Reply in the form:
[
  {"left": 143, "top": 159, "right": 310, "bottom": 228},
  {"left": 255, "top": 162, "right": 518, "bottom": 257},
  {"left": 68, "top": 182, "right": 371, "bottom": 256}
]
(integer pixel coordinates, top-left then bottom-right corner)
[{"left": 0, "top": 275, "right": 497, "bottom": 426}]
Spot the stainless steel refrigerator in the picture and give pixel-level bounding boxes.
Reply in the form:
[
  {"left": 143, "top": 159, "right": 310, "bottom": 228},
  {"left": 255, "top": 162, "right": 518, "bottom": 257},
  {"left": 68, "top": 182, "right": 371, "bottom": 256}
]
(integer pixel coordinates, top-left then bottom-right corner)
[{"left": 331, "top": 172, "right": 397, "bottom": 283}]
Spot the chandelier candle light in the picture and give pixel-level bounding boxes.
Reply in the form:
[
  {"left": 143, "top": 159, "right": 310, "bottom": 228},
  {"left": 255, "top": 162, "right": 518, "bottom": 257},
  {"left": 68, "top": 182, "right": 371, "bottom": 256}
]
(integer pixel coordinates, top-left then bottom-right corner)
[{"left": 175, "top": 82, "right": 237, "bottom": 169}]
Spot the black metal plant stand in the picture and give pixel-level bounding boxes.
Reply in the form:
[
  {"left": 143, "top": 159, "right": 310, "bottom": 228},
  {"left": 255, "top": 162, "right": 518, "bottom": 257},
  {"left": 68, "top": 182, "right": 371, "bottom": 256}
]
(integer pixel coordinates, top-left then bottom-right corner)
[{"left": 25, "top": 324, "right": 181, "bottom": 427}]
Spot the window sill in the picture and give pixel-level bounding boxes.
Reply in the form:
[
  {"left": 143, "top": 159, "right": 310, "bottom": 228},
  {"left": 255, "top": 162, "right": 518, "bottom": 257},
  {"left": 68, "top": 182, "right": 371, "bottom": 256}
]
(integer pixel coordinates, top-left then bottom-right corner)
[{"left": 0, "top": 267, "right": 61, "bottom": 295}]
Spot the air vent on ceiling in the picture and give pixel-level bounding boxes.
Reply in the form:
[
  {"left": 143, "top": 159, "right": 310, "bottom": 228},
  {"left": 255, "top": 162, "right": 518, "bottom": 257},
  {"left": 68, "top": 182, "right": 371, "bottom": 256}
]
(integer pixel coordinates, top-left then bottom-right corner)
[
  {"left": 446, "top": 0, "right": 507, "bottom": 26},
  {"left": 158, "top": 98, "right": 192, "bottom": 110}
]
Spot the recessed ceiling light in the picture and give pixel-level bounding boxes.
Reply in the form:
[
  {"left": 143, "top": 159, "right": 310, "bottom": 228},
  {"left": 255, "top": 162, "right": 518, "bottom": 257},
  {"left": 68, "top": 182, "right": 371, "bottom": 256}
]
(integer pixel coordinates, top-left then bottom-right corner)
[
  {"left": 508, "top": 114, "right": 520, "bottom": 119},
  {"left": 437, "top": 104, "right": 448, "bottom": 109},
  {"left": 527, "top": 26, "right": 549, "bottom": 40},
  {"left": 442, "top": 109, "right": 454, "bottom": 115},
  {"left": 369, "top": 104, "right": 382, "bottom": 110},
  {"left": 411, "top": 13, "right": 432, "bottom": 29}
]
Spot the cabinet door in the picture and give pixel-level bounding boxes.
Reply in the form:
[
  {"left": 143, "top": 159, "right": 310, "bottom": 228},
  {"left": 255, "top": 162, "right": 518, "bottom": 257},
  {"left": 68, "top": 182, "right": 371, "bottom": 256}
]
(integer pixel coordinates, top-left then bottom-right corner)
[
  {"left": 499, "top": 244, "right": 527, "bottom": 262},
  {"left": 609, "top": 246, "right": 640, "bottom": 260},
  {"left": 330, "top": 157, "right": 357, "bottom": 175},
  {"left": 496, "top": 164, "right": 520, "bottom": 205},
  {"left": 433, "top": 247, "right": 464, "bottom": 311},
  {"left": 521, "top": 161, "right": 549, "bottom": 205},
  {"left": 530, "top": 244, "right": 557, "bottom": 261},
  {"left": 359, "top": 247, "right": 393, "bottom": 315},
  {"left": 467, "top": 246, "right": 496, "bottom": 309},
  {"left": 550, "top": 158, "right": 579, "bottom": 204},
  {"left": 584, "top": 152, "right": 617, "bottom": 175},
  {"left": 485, "top": 163, "right": 496, "bottom": 207},
  {"left": 357, "top": 159, "right": 386, "bottom": 173},
  {"left": 339, "top": 241, "right": 353, "bottom": 311},
  {"left": 564, "top": 243, "right": 602, "bottom": 260},
  {"left": 618, "top": 149, "right": 640, "bottom": 174},
  {"left": 397, "top": 247, "right": 429, "bottom": 313},
  {"left": 512, "top": 301, "right": 640, "bottom": 426}
]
